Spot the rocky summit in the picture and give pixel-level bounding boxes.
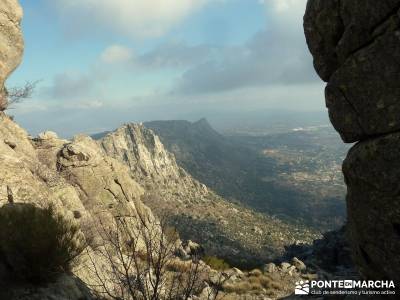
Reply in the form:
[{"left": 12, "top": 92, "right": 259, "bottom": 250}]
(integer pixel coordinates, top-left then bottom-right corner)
[
  {"left": 305, "top": 0, "right": 400, "bottom": 283},
  {"left": 97, "top": 123, "right": 319, "bottom": 267},
  {"left": 98, "top": 123, "right": 209, "bottom": 202}
]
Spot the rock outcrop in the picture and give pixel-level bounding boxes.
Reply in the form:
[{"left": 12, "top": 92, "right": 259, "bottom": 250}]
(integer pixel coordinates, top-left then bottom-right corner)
[
  {"left": 0, "top": 0, "right": 24, "bottom": 110},
  {"left": 304, "top": 0, "right": 400, "bottom": 282},
  {"left": 0, "top": 114, "right": 159, "bottom": 296},
  {"left": 97, "top": 123, "right": 320, "bottom": 267},
  {"left": 0, "top": 20, "right": 157, "bottom": 292},
  {"left": 98, "top": 123, "right": 208, "bottom": 203}
]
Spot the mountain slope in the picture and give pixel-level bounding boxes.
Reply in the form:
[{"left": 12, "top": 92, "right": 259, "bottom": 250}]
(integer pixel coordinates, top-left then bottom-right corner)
[
  {"left": 97, "top": 123, "right": 320, "bottom": 267},
  {"left": 144, "top": 119, "right": 347, "bottom": 230}
]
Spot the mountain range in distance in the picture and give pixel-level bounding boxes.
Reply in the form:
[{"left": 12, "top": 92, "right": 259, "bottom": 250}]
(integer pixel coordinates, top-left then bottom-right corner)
[{"left": 94, "top": 118, "right": 348, "bottom": 230}]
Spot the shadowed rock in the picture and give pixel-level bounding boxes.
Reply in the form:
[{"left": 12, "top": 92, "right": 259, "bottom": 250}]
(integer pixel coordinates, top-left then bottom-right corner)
[{"left": 305, "top": 0, "right": 400, "bottom": 283}]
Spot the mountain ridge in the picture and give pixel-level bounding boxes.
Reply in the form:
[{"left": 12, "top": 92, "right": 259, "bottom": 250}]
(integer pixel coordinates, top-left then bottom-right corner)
[
  {"left": 96, "top": 122, "right": 320, "bottom": 267},
  {"left": 143, "top": 118, "right": 346, "bottom": 230}
]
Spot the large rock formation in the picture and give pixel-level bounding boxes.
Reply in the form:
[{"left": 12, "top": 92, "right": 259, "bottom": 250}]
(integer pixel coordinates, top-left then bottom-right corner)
[
  {"left": 98, "top": 123, "right": 209, "bottom": 202},
  {"left": 304, "top": 0, "right": 400, "bottom": 282},
  {"left": 0, "top": 115, "right": 159, "bottom": 296},
  {"left": 0, "top": 0, "right": 24, "bottom": 110},
  {"left": 97, "top": 123, "right": 320, "bottom": 267},
  {"left": 0, "top": 10, "right": 158, "bottom": 290}
]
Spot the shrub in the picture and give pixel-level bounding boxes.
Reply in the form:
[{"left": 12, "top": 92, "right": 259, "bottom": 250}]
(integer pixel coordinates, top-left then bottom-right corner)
[
  {"left": 0, "top": 203, "right": 85, "bottom": 284},
  {"left": 166, "top": 258, "right": 193, "bottom": 273},
  {"left": 248, "top": 268, "right": 262, "bottom": 277},
  {"left": 259, "top": 275, "right": 272, "bottom": 288},
  {"left": 203, "top": 255, "right": 230, "bottom": 270},
  {"left": 88, "top": 216, "right": 206, "bottom": 300},
  {"left": 223, "top": 281, "right": 251, "bottom": 294}
]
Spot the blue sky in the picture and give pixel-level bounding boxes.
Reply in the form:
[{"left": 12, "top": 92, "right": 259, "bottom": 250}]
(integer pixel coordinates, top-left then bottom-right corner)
[{"left": 8, "top": 0, "right": 324, "bottom": 137}]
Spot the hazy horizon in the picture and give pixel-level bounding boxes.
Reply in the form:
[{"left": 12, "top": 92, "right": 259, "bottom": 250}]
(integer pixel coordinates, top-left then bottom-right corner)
[{"left": 8, "top": 0, "right": 325, "bottom": 137}]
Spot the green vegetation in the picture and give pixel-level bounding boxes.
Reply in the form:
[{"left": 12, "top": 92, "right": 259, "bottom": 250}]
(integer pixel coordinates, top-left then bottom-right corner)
[
  {"left": 203, "top": 255, "right": 230, "bottom": 270},
  {"left": 0, "top": 203, "right": 85, "bottom": 284}
]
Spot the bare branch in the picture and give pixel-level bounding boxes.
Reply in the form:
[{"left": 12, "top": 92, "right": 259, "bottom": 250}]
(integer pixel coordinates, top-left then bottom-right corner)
[
  {"left": 86, "top": 214, "right": 207, "bottom": 300},
  {"left": 6, "top": 81, "right": 39, "bottom": 109}
]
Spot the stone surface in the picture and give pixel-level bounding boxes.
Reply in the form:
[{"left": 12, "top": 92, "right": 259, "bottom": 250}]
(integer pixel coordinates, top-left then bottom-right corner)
[
  {"left": 291, "top": 257, "right": 306, "bottom": 272},
  {"left": 0, "top": 274, "right": 94, "bottom": 300},
  {"left": 343, "top": 133, "right": 400, "bottom": 282},
  {"left": 98, "top": 123, "right": 209, "bottom": 201},
  {"left": 0, "top": 0, "right": 24, "bottom": 110},
  {"left": 263, "top": 263, "right": 277, "bottom": 273},
  {"left": 304, "top": 0, "right": 400, "bottom": 283},
  {"left": 305, "top": 0, "right": 400, "bottom": 142},
  {"left": 0, "top": 114, "right": 158, "bottom": 297}
]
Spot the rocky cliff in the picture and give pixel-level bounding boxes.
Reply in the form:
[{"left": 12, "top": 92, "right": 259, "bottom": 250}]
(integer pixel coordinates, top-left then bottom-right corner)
[
  {"left": 99, "top": 123, "right": 209, "bottom": 203},
  {"left": 0, "top": 114, "right": 160, "bottom": 298},
  {"left": 304, "top": 0, "right": 400, "bottom": 283},
  {"left": 0, "top": 0, "right": 24, "bottom": 111},
  {"left": 97, "top": 123, "right": 320, "bottom": 267},
  {"left": 0, "top": 6, "right": 158, "bottom": 292}
]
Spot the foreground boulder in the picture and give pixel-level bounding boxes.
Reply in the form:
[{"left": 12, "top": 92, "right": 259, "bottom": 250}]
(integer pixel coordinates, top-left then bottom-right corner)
[
  {"left": 343, "top": 134, "right": 400, "bottom": 281},
  {"left": 0, "top": 0, "right": 24, "bottom": 110},
  {"left": 304, "top": 0, "right": 400, "bottom": 282}
]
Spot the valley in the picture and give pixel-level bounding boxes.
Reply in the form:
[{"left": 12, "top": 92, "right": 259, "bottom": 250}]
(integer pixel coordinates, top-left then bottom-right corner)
[
  {"left": 92, "top": 119, "right": 349, "bottom": 267},
  {"left": 144, "top": 119, "right": 349, "bottom": 231},
  {"left": 94, "top": 123, "right": 320, "bottom": 268}
]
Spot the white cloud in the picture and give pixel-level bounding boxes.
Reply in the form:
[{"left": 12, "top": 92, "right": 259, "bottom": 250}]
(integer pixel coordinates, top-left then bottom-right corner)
[
  {"left": 101, "top": 45, "right": 133, "bottom": 64},
  {"left": 52, "top": 0, "right": 213, "bottom": 38},
  {"left": 271, "top": 0, "right": 304, "bottom": 12}
]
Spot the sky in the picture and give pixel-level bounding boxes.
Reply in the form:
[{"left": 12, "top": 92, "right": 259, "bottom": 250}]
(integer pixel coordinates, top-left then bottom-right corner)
[{"left": 8, "top": 0, "right": 325, "bottom": 137}]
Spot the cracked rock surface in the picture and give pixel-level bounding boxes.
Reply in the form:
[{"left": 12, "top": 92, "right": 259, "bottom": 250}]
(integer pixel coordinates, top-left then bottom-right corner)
[
  {"left": 0, "top": 0, "right": 23, "bottom": 111},
  {"left": 305, "top": 0, "right": 400, "bottom": 282},
  {"left": 0, "top": 114, "right": 157, "bottom": 298}
]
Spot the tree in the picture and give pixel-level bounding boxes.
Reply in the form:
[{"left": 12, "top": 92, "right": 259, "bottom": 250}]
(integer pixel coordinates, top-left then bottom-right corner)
[
  {"left": 86, "top": 215, "right": 207, "bottom": 300},
  {"left": 1, "top": 81, "right": 38, "bottom": 111}
]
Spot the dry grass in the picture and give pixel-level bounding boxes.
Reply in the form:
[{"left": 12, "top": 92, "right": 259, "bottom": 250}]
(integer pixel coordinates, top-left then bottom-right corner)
[
  {"left": 221, "top": 270, "right": 284, "bottom": 298},
  {"left": 165, "top": 258, "right": 193, "bottom": 273}
]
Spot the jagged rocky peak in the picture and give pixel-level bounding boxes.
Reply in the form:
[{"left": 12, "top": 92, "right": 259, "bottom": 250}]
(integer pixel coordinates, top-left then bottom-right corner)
[
  {"left": 193, "top": 118, "right": 214, "bottom": 130},
  {"left": 98, "top": 123, "right": 208, "bottom": 197},
  {"left": 145, "top": 118, "right": 222, "bottom": 139},
  {"left": 0, "top": 0, "right": 24, "bottom": 111},
  {"left": 304, "top": 0, "right": 400, "bottom": 283},
  {"left": 99, "top": 123, "right": 182, "bottom": 180}
]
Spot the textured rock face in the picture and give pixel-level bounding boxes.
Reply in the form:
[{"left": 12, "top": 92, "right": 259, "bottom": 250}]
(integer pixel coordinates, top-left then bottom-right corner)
[
  {"left": 99, "top": 123, "right": 208, "bottom": 202},
  {"left": 305, "top": 0, "right": 400, "bottom": 142},
  {"left": 0, "top": 0, "right": 24, "bottom": 110},
  {"left": 0, "top": 115, "right": 157, "bottom": 297},
  {"left": 98, "top": 123, "right": 320, "bottom": 267},
  {"left": 343, "top": 134, "right": 400, "bottom": 281},
  {"left": 304, "top": 0, "right": 400, "bottom": 282}
]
